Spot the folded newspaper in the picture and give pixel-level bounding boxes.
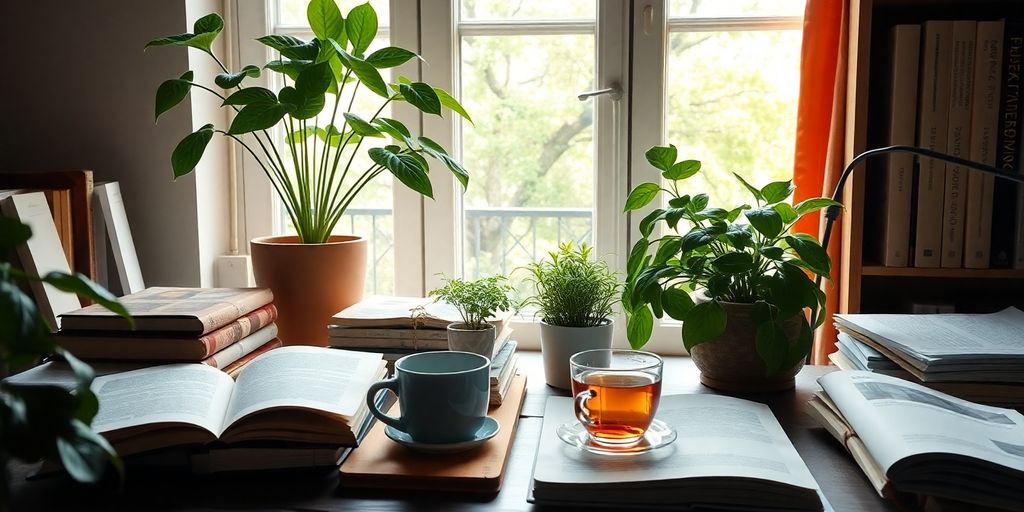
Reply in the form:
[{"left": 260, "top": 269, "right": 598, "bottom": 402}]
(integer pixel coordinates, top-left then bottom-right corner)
[{"left": 808, "top": 371, "right": 1024, "bottom": 510}]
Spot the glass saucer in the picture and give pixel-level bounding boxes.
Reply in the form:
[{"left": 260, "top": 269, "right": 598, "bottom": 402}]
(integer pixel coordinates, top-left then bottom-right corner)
[{"left": 556, "top": 419, "right": 677, "bottom": 455}]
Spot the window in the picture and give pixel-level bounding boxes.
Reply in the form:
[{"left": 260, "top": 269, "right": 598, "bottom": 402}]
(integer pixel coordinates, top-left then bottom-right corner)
[{"left": 234, "top": 0, "right": 804, "bottom": 353}]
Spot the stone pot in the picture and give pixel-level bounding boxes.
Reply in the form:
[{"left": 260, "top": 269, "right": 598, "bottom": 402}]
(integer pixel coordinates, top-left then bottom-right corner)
[
  {"left": 250, "top": 235, "right": 367, "bottom": 346},
  {"left": 690, "top": 290, "right": 804, "bottom": 392},
  {"left": 446, "top": 323, "right": 497, "bottom": 359},
  {"left": 540, "top": 319, "right": 614, "bottom": 390}
]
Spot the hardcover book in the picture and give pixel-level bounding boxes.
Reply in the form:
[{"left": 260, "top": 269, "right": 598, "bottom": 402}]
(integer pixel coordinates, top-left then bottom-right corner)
[
  {"left": 881, "top": 24, "right": 920, "bottom": 267},
  {"left": 915, "top": 21, "right": 954, "bottom": 268},
  {"left": 939, "top": 21, "right": 976, "bottom": 268}
]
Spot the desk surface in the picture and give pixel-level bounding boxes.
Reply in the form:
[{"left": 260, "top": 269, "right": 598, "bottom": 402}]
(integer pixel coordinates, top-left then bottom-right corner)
[{"left": 8, "top": 352, "right": 894, "bottom": 511}]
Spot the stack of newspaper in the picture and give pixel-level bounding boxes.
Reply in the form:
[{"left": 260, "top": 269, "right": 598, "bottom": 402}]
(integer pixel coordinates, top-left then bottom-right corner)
[
  {"left": 830, "top": 308, "right": 1024, "bottom": 407},
  {"left": 327, "top": 296, "right": 519, "bottom": 405}
]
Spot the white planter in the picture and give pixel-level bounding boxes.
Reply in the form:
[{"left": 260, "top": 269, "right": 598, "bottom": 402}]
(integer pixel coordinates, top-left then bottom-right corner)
[
  {"left": 540, "top": 319, "right": 614, "bottom": 389},
  {"left": 446, "top": 323, "right": 497, "bottom": 359}
]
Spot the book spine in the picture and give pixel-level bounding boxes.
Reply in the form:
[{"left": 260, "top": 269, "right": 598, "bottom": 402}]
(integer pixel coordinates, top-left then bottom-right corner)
[
  {"left": 915, "top": 21, "right": 955, "bottom": 268},
  {"left": 882, "top": 25, "right": 921, "bottom": 267},
  {"left": 202, "top": 323, "right": 278, "bottom": 368},
  {"left": 223, "top": 338, "right": 282, "bottom": 377},
  {"left": 940, "top": 21, "right": 977, "bottom": 268},
  {"left": 992, "top": 22, "right": 1024, "bottom": 268},
  {"left": 199, "top": 288, "right": 275, "bottom": 334},
  {"left": 198, "top": 303, "right": 278, "bottom": 356},
  {"left": 964, "top": 21, "right": 1004, "bottom": 269}
]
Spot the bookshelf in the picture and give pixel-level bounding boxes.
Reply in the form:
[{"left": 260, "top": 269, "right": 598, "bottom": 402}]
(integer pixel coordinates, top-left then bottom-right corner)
[{"left": 842, "top": 0, "right": 1024, "bottom": 314}]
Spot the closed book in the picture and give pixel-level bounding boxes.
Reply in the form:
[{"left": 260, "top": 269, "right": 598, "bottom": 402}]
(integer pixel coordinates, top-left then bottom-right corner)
[
  {"left": 56, "top": 303, "right": 278, "bottom": 361},
  {"left": 940, "top": 21, "right": 976, "bottom": 268},
  {"left": 881, "top": 24, "right": 921, "bottom": 267},
  {"left": 964, "top": 21, "right": 1005, "bottom": 269},
  {"left": 93, "top": 182, "right": 145, "bottom": 294},
  {"left": 992, "top": 21, "right": 1024, "bottom": 268},
  {"left": 201, "top": 324, "right": 279, "bottom": 369},
  {"left": 223, "top": 338, "right": 282, "bottom": 378},
  {"left": 915, "top": 21, "right": 955, "bottom": 268},
  {"left": 330, "top": 295, "right": 509, "bottom": 333},
  {"left": 58, "top": 287, "right": 273, "bottom": 334}
]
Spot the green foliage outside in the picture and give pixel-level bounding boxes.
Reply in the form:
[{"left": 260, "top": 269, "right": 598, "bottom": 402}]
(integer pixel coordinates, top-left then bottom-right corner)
[
  {"left": 429, "top": 275, "right": 515, "bottom": 331},
  {"left": 520, "top": 242, "right": 620, "bottom": 327}
]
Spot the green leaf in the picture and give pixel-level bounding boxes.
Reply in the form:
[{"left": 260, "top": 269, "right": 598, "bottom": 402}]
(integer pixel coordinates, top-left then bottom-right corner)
[
  {"left": 307, "top": 0, "right": 344, "bottom": 40},
  {"left": 155, "top": 71, "right": 193, "bottom": 121},
  {"left": 41, "top": 273, "right": 130, "bottom": 322},
  {"left": 295, "top": 61, "right": 333, "bottom": 95},
  {"left": 369, "top": 147, "right": 433, "bottom": 198},
  {"left": 257, "top": 35, "right": 319, "bottom": 60},
  {"left": 639, "top": 209, "right": 667, "bottom": 237},
  {"left": 193, "top": 13, "right": 224, "bottom": 35},
  {"left": 265, "top": 58, "right": 312, "bottom": 80},
  {"left": 711, "top": 252, "right": 753, "bottom": 274},
  {"left": 0, "top": 217, "right": 32, "bottom": 249},
  {"left": 689, "top": 193, "right": 709, "bottom": 212},
  {"left": 343, "top": 112, "right": 383, "bottom": 137},
  {"left": 761, "top": 180, "right": 795, "bottom": 204},
  {"left": 745, "top": 207, "right": 783, "bottom": 239},
  {"left": 662, "top": 287, "right": 694, "bottom": 321},
  {"left": 339, "top": 50, "right": 388, "bottom": 97},
  {"left": 366, "top": 46, "right": 419, "bottom": 68},
  {"left": 794, "top": 197, "right": 843, "bottom": 216},
  {"left": 653, "top": 236, "right": 681, "bottom": 265},
  {"left": 773, "top": 202, "right": 798, "bottom": 224},
  {"left": 755, "top": 321, "right": 789, "bottom": 375},
  {"left": 145, "top": 14, "right": 223, "bottom": 54},
  {"left": 723, "top": 224, "right": 753, "bottom": 250},
  {"left": 645, "top": 145, "right": 677, "bottom": 172},
  {"left": 680, "top": 224, "right": 725, "bottom": 253},
  {"left": 372, "top": 117, "right": 412, "bottom": 142},
  {"left": 400, "top": 82, "right": 442, "bottom": 116},
  {"left": 627, "top": 305, "right": 654, "bottom": 349},
  {"left": 760, "top": 246, "right": 785, "bottom": 260},
  {"left": 627, "top": 238, "right": 649, "bottom": 277},
  {"left": 214, "top": 65, "right": 260, "bottom": 89},
  {"left": 57, "top": 420, "right": 118, "bottom": 484},
  {"left": 785, "top": 235, "right": 831, "bottom": 276},
  {"left": 222, "top": 87, "right": 276, "bottom": 106},
  {"left": 786, "top": 318, "right": 813, "bottom": 369},
  {"left": 433, "top": 87, "right": 473, "bottom": 124},
  {"left": 288, "top": 126, "right": 316, "bottom": 143},
  {"left": 682, "top": 300, "right": 727, "bottom": 352},
  {"left": 665, "top": 208, "right": 687, "bottom": 229},
  {"left": 732, "top": 172, "right": 765, "bottom": 203},
  {"left": 418, "top": 136, "right": 469, "bottom": 189},
  {"left": 663, "top": 159, "right": 700, "bottom": 180},
  {"left": 278, "top": 85, "right": 324, "bottom": 120},
  {"left": 726, "top": 204, "right": 751, "bottom": 222},
  {"left": 228, "top": 101, "right": 289, "bottom": 134},
  {"left": 346, "top": 2, "right": 378, "bottom": 54},
  {"left": 624, "top": 182, "right": 660, "bottom": 211},
  {"left": 171, "top": 124, "right": 215, "bottom": 178}
]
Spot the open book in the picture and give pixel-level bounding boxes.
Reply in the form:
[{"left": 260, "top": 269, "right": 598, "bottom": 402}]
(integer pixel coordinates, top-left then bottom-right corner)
[
  {"left": 90, "top": 347, "right": 385, "bottom": 457},
  {"left": 530, "top": 394, "right": 826, "bottom": 511},
  {"left": 329, "top": 295, "right": 509, "bottom": 331},
  {"left": 810, "top": 371, "right": 1024, "bottom": 510}
]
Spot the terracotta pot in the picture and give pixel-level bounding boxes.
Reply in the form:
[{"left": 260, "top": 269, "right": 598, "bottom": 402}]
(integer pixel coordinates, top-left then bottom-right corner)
[
  {"left": 540, "top": 319, "right": 614, "bottom": 390},
  {"left": 690, "top": 290, "right": 804, "bottom": 393},
  {"left": 250, "top": 235, "right": 367, "bottom": 346},
  {"left": 446, "top": 323, "right": 497, "bottom": 359}
]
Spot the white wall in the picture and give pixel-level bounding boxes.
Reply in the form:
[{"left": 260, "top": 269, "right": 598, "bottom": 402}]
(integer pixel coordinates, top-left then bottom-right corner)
[{"left": 0, "top": 0, "right": 231, "bottom": 287}]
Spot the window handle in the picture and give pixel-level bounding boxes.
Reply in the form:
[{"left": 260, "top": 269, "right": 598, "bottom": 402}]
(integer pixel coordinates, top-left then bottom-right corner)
[{"left": 577, "top": 83, "right": 622, "bottom": 102}]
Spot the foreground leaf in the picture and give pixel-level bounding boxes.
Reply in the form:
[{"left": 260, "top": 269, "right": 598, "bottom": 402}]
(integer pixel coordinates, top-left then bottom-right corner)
[
  {"left": 433, "top": 87, "right": 473, "bottom": 124},
  {"left": 682, "top": 300, "right": 726, "bottom": 352},
  {"left": 171, "top": 124, "right": 215, "bottom": 178},
  {"left": 366, "top": 47, "right": 419, "bottom": 68},
  {"left": 624, "top": 183, "right": 660, "bottom": 211},
  {"left": 369, "top": 147, "right": 433, "bottom": 198},
  {"left": 214, "top": 65, "right": 260, "bottom": 89},
  {"left": 228, "top": 102, "right": 289, "bottom": 134},
  {"left": 41, "top": 272, "right": 129, "bottom": 322},
  {"left": 400, "top": 82, "right": 441, "bottom": 115},
  {"left": 346, "top": 2, "right": 378, "bottom": 54},
  {"left": 155, "top": 71, "right": 194, "bottom": 121},
  {"left": 307, "top": 0, "right": 344, "bottom": 40},
  {"left": 627, "top": 305, "right": 654, "bottom": 349}
]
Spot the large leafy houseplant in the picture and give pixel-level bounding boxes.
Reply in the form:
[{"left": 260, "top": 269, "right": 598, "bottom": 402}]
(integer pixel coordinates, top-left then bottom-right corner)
[
  {"left": 0, "top": 218, "right": 131, "bottom": 500},
  {"left": 148, "top": 0, "right": 472, "bottom": 243},
  {"left": 622, "top": 145, "right": 838, "bottom": 376}
]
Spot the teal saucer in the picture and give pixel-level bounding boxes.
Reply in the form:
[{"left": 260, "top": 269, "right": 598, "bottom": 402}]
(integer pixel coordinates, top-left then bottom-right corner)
[{"left": 384, "top": 417, "right": 500, "bottom": 454}]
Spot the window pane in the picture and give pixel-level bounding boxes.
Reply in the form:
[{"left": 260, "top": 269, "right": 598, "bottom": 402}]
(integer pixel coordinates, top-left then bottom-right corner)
[
  {"left": 664, "top": 30, "right": 801, "bottom": 210},
  {"left": 459, "top": 33, "right": 595, "bottom": 280},
  {"left": 278, "top": 0, "right": 391, "bottom": 27},
  {"left": 669, "top": 0, "right": 805, "bottom": 18},
  {"left": 460, "top": 0, "right": 594, "bottom": 20}
]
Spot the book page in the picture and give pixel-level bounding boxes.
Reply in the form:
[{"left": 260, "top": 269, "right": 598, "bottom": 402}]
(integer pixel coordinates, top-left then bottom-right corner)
[
  {"left": 90, "top": 364, "right": 235, "bottom": 436},
  {"left": 533, "top": 394, "right": 820, "bottom": 491},
  {"left": 223, "top": 346, "right": 383, "bottom": 427},
  {"left": 820, "top": 371, "right": 1024, "bottom": 474}
]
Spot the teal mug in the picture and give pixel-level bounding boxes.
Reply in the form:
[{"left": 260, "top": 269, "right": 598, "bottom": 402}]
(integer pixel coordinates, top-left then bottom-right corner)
[{"left": 366, "top": 351, "right": 490, "bottom": 444}]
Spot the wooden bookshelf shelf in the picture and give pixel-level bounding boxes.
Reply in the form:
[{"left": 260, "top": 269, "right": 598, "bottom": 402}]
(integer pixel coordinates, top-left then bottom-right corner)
[{"left": 861, "top": 266, "right": 1024, "bottom": 279}]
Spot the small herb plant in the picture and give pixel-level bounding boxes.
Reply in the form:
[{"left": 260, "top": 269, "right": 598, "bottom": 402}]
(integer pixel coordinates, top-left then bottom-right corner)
[
  {"left": 521, "top": 242, "right": 619, "bottom": 328},
  {"left": 429, "top": 275, "right": 515, "bottom": 331},
  {"left": 622, "top": 144, "right": 839, "bottom": 374}
]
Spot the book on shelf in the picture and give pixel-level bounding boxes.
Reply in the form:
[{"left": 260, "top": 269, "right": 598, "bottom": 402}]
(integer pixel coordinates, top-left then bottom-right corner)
[
  {"left": 939, "top": 20, "right": 976, "bottom": 268},
  {"left": 915, "top": 20, "right": 955, "bottom": 268},
  {"left": 56, "top": 303, "right": 278, "bottom": 361},
  {"left": 808, "top": 371, "right": 1024, "bottom": 510},
  {"left": 992, "top": 21, "right": 1023, "bottom": 268},
  {"left": 329, "top": 295, "right": 510, "bottom": 332},
  {"left": 86, "top": 346, "right": 384, "bottom": 458},
  {"left": 963, "top": 20, "right": 1004, "bottom": 269},
  {"left": 529, "top": 394, "right": 828, "bottom": 511},
  {"left": 881, "top": 24, "right": 921, "bottom": 268},
  {"left": 59, "top": 286, "right": 273, "bottom": 334},
  {"left": 93, "top": 181, "right": 145, "bottom": 294}
]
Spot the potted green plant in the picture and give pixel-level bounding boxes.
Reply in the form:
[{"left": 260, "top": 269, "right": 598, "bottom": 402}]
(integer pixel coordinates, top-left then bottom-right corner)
[
  {"left": 429, "top": 275, "right": 514, "bottom": 359},
  {"left": 147, "top": 0, "right": 472, "bottom": 346},
  {"left": 0, "top": 217, "right": 131, "bottom": 492},
  {"left": 622, "top": 145, "right": 837, "bottom": 392},
  {"left": 521, "top": 242, "right": 620, "bottom": 389}
]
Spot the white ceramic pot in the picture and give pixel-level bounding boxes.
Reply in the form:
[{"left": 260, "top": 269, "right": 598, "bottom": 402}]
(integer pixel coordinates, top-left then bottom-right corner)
[
  {"left": 540, "top": 319, "right": 614, "bottom": 389},
  {"left": 446, "top": 323, "right": 497, "bottom": 359}
]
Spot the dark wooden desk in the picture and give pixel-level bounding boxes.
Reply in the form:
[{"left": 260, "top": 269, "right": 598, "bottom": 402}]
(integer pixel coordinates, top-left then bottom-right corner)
[{"left": 8, "top": 353, "right": 894, "bottom": 511}]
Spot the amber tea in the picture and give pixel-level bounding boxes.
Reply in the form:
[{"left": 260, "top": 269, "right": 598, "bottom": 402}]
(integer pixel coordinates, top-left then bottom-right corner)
[{"left": 569, "top": 350, "right": 664, "bottom": 446}]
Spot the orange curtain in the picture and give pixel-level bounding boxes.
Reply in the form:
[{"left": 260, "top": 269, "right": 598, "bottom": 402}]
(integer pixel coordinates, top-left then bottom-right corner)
[{"left": 791, "top": 0, "right": 850, "bottom": 365}]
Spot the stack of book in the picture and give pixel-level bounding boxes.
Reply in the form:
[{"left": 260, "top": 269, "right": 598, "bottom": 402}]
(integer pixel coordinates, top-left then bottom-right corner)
[
  {"left": 830, "top": 307, "right": 1024, "bottom": 407},
  {"left": 56, "top": 287, "right": 282, "bottom": 377},
  {"left": 328, "top": 296, "right": 519, "bottom": 404}
]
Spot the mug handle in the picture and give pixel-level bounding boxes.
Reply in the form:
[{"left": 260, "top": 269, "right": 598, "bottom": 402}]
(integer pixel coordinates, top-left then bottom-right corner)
[
  {"left": 366, "top": 378, "right": 404, "bottom": 431},
  {"left": 574, "top": 389, "right": 597, "bottom": 428}
]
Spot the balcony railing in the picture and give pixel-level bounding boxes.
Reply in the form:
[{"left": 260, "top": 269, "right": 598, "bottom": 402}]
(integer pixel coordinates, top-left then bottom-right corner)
[{"left": 341, "top": 207, "right": 593, "bottom": 294}]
